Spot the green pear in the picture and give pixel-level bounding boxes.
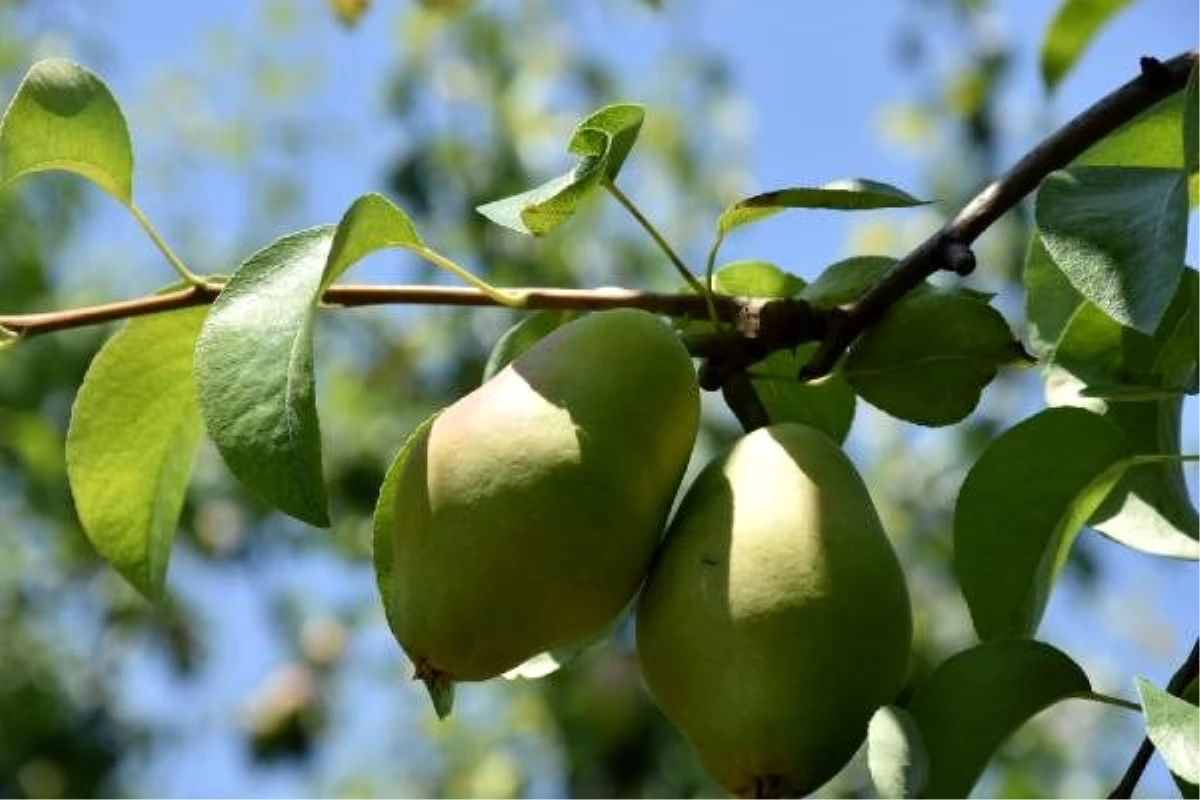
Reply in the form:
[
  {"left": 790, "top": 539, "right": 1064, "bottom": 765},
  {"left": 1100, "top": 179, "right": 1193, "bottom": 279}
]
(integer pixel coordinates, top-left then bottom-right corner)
[
  {"left": 636, "top": 423, "right": 912, "bottom": 798},
  {"left": 375, "top": 308, "right": 699, "bottom": 705}
]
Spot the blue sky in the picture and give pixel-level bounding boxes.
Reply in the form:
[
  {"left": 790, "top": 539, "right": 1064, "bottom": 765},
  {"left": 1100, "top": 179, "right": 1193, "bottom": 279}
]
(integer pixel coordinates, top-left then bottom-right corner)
[{"left": 5, "top": 0, "right": 1198, "bottom": 796}]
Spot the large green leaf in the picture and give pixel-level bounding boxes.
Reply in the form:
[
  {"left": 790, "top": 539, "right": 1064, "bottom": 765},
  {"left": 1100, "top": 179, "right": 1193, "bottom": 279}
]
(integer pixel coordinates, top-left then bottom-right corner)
[
  {"left": 799, "top": 255, "right": 898, "bottom": 309},
  {"left": 954, "top": 407, "right": 1134, "bottom": 640},
  {"left": 748, "top": 347, "right": 855, "bottom": 443},
  {"left": 906, "top": 640, "right": 1092, "bottom": 798},
  {"left": 1046, "top": 270, "right": 1198, "bottom": 559},
  {"left": 716, "top": 178, "right": 929, "bottom": 237},
  {"left": 477, "top": 103, "right": 644, "bottom": 236},
  {"left": 194, "top": 227, "right": 337, "bottom": 527},
  {"left": 1036, "top": 166, "right": 1188, "bottom": 334},
  {"left": 1076, "top": 91, "right": 1187, "bottom": 171},
  {"left": 1039, "top": 0, "right": 1133, "bottom": 91},
  {"left": 1023, "top": 232, "right": 1085, "bottom": 357},
  {"left": 868, "top": 705, "right": 929, "bottom": 799},
  {"left": 66, "top": 307, "right": 207, "bottom": 600},
  {"left": 0, "top": 58, "right": 133, "bottom": 201},
  {"left": 842, "top": 290, "right": 1023, "bottom": 426},
  {"left": 1138, "top": 677, "right": 1200, "bottom": 786}
]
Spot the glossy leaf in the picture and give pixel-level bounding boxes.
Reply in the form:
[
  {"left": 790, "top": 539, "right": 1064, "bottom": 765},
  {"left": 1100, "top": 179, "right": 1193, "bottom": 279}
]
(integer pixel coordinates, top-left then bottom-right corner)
[
  {"left": 842, "top": 290, "right": 1023, "bottom": 426},
  {"left": 716, "top": 178, "right": 929, "bottom": 236},
  {"left": 800, "top": 255, "right": 897, "bottom": 309},
  {"left": 373, "top": 413, "right": 450, "bottom": 715},
  {"left": 194, "top": 227, "right": 336, "bottom": 527},
  {"left": 477, "top": 104, "right": 643, "bottom": 236},
  {"left": 1138, "top": 677, "right": 1200, "bottom": 785},
  {"left": 482, "top": 310, "right": 577, "bottom": 383},
  {"left": 868, "top": 705, "right": 928, "bottom": 799},
  {"left": 66, "top": 307, "right": 207, "bottom": 600},
  {"left": 906, "top": 640, "right": 1091, "bottom": 798},
  {"left": 1047, "top": 270, "right": 1198, "bottom": 559},
  {"left": 1040, "top": 0, "right": 1132, "bottom": 91},
  {"left": 0, "top": 58, "right": 133, "bottom": 201},
  {"left": 708, "top": 259, "right": 804, "bottom": 298},
  {"left": 955, "top": 407, "right": 1134, "bottom": 639},
  {"left": 1036, "top": 166, "right": 1188, "bottom": 333},
  {"left": 748, "top": 347, "right": 855, "bottom": 443}
]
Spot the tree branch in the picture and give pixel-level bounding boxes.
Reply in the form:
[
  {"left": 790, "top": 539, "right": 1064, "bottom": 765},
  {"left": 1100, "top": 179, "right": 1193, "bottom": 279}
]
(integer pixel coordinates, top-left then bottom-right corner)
[
  {"left": 796, "top": 49, "right": 1197, "bottom": 379},
  {"left": 1108, "top": 640, "right": 1199, "bottom": 799}
]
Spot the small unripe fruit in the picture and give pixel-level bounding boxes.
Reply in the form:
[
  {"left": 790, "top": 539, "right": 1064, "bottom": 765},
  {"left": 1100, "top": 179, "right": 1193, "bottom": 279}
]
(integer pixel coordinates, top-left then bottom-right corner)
[
  {"left": 375, "top": 309, "right": 699, "bottom": 699},
  {"left": 636, "top": 423, "right": 912, "bottom": 798}
]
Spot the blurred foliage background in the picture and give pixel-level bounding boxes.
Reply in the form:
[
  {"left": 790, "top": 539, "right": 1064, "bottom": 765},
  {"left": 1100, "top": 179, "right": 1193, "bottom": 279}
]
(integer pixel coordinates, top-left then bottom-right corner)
[{"left": 0, "top": 0, "right": 1195, "bottom": 797}]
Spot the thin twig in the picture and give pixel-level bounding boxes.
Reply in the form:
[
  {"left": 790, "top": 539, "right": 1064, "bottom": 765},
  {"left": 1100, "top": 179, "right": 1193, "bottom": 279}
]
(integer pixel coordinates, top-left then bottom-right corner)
[
  {"left": 0, "top": 282, "right": 735, "bottom": 340},
  {"left": 720, "top": 370, "right": 771, "bottom": 432},
  {"left": 1108, "top": 640, "right": 1199, "bottom": 799}
]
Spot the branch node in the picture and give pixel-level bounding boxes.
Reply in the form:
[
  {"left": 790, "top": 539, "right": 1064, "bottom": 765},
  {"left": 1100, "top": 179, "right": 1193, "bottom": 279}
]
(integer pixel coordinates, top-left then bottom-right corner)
[
  {"left": 1139, "top": 55, "right": 1171, "bottom": 85},
  {"left": 940, "top": 233, "right": 977, "bottom": 276}
]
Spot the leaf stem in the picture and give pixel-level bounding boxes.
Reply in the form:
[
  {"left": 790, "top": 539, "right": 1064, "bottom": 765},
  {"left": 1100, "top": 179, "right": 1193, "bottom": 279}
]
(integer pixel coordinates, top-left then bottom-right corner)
[
  {"left": 1081, "top": 691, "right": 1142, "bottom": 713},
  {"left": 1108, "top": 640, "right": 1199, "bottom": 799},
  {"left": 604, "top": 179, "right": 707, "bottom": 296},
  {"left": 1129, "top": 453, "right": 1200, "bottom": 467},
  {"left": 127, "top": 203, "right": 205, "bottom": 286},
  {"left": 410, "top": 246, "right": 528, "bottom": 308}
]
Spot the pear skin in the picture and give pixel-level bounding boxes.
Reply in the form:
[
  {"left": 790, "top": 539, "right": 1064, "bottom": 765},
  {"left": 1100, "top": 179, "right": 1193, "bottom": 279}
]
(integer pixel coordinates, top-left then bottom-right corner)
[
  {"left": 636, "top": 423, "right": 912, "bottom": 798},
  {"left": 375, "top": 309, "right": 699, "bottom": 695}
]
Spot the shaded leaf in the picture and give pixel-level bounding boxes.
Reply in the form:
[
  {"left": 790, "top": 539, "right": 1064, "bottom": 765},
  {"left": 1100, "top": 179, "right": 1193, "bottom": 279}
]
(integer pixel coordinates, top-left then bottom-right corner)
[
  {"left": 477, "top": 104, "right": 643, "bottom": 236},
  {"left": 1138, "top": 677, "right": 1200, "bottom": 785},
  {"left": 1186, "top": 64, "right": 1198, "bottom": 174},
  {"left": 1040, "top": 0, "right": 1132, "bottom": 91},
  {"left": 194, "top": 227, "right": 336, "bottom": 527},
  {"left": 748, "top": 347, "right": 855, "bottom": 443},
  {"left": 716, "top": 178, "right": 929, "bottom": 236},
  {"left": 842, "top": 290, "right": 1023, "bottom": 426},
  {"left": 66, "top": 307, "right": 207, "bottom": 600},
  {"left": 954, "top": 407, "right": 1134, "bottom": 639},
  {"left": 1036, "top": 166, "right": 1187, "bottom": 333},
  {"left": 709, "top": 259, "right": 805, "bottom": 298},
  {"left": 0, "top": 58, "right": 133, "bottom": 201},
  {"left": 800, "top": 255, "right": 897, "bottom": 309},
  {"left": 482, "top": 310, "right": 577, "bottom": 383},
  {"left": 868, "top": 705, "right": 928, "bottom": 799},
  {"left": 907, "top": 640, "right": 1091, "bottom": 798},
  {"left": 1023, "top": 232, "right": 1084, "bottom": 356}
]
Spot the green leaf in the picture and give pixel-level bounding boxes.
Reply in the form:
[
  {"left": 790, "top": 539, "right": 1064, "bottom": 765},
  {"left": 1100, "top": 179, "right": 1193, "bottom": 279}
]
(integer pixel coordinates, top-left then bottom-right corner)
[
  {"left": 868, "top": 705, "right": 929, "bottom": 799},
  {"left": 954, "top": 407, "right": 1134, "bottom": 639},
  {"left": 66, "top": 307, "right": 207, "bottom": 600},
  {"left": 1138, "top": 677, "right": 1200, "bottom": 785},
  {"left": 842, "top": 290, "right": 1023, "bottom": 426},
  {"left": 716, "top": 178, "right": 929, "bottom": 237},
  {"left": 709, "top": 259, "right": 805, "bottom": 297},
  {"left": 1023, "top": 233, "right": 1085, "bottom": 357},
  {"left": 800, "top": 256, "right": 897, "bottom": 309},
  {"left": 1185, "top": 65, "right": 1198, "bottom": 174},
  {"left": 1046, "top": 270, "right": 1198, "bottom": 559},
  {"left": 906, "top": 640, "right": 1091, "bottom": 798},
  {"left": 748, "top": 347, "right": 856, "bottom": 443},
  {"left": 1036, "top": 166, "right": 1188, "bottom": 333},
  {"left": 324, "top": 192, "right": 423, "bottom": 284},
  {"left": 1076, "top": 91, "right": 1187, "bottom": 170},
  {"left": 0, "top": 58, "right": 133, "bottom": 202},
  {"left": 194, "top": 227, "right": 336, "bottom": 528},
  {"left": 477, "top": 103, "right": 644, "bottom": 236},
  {"left": 1040, "top": 0, "right": 1133, "bottom": 91},
  {"left": 482, "top": 310, "right": 577, "bottom": 384},
  {"left": 373, "top": 413, "right": 451, "bottom": 715}
]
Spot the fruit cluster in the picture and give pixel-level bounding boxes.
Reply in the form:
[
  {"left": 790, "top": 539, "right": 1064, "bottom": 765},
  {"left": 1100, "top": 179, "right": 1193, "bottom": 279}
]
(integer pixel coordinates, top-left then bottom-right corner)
[{"left": 374, "top": 309, "right": 913, "bottom": 798}]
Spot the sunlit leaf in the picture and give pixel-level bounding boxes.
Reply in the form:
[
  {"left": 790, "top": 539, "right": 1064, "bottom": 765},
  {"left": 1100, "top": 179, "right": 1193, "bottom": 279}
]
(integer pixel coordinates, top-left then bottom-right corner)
[
  {"left": 1076, "top": 91, "right": 1187, "bottom": 170},
  {"left": 1138, "top": 677, "right": 1200, "bottom": 785},
  {"left": 842, "top": 290, "right": 1024, "bottom": 426},
  {"left": 954, "top": 407, "right": 1134, "bottom": 639},
  {"left": 66, "top": 307, "right": 207, "bottom": 600},
  {"left": 868, "top": 705, "right": 928, "bottom": 799},
  {"left": 906, "top": 640, "right": 1091, "bottom": 798},
  {"left": 709, "top": 259, "right": 805, "bottom": 297},
  {"left": 716, "top": 178, "right": 929, "bottom": 236},
  {"left": 194, "top": 227, "right": 336, "bottom": 527},
  {"left": 1036, "top": 166, "right": 1188, "bottom": 333},
  {"left": 1040, "top": 0, "right": 1133, "bottom": 91},
  {"left": 477, "top": 104, "right": 644, "bottom": 236},
  {"left": 324, "top": 192, "right": 423, "bottom": 284},
  {"left": 0, "top": 58, "right": 133, "bottom": 201},
  {"left": 482, "top": 310, "right": 577, "bottom": 383}
]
